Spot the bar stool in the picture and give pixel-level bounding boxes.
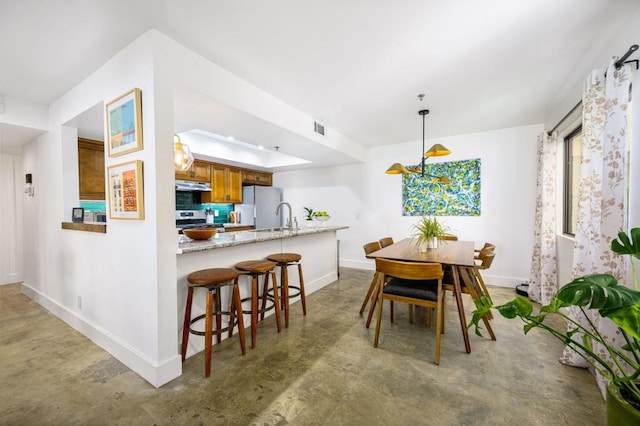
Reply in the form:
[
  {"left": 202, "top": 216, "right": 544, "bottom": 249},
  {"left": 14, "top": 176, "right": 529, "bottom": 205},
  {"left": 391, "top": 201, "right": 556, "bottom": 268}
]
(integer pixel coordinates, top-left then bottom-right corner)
[
  {"left": 266, "top": 253, "right": 306, "bottom": 328},
  {"left": 181, "top": 268, "right": 246, "bottom": 378},
  {"left": 235, "top": 260, "right": 282, "bottom": 348}
]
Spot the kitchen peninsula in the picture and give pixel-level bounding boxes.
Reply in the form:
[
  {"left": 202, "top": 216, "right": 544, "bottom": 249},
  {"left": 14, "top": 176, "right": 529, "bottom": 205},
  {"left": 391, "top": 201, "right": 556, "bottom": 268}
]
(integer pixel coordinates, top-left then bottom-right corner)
[{"left": 177, "top": 225, "right": 348, "bottom": 358}]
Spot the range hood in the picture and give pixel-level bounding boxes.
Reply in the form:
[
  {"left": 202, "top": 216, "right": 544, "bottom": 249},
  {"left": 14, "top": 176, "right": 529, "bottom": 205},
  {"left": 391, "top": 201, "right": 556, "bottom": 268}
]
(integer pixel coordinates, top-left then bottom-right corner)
[{"left": 175, "top": 180, "right": 212, "bottom": 192}]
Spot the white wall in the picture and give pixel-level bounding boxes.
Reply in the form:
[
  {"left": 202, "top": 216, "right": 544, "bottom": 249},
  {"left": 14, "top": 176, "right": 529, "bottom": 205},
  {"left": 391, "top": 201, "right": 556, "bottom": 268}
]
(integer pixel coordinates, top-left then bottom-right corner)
[
  {"left": 20, "top": 32, "right": 182, "bottom": 387},
  {"left": 0, "top": 153, "right": 24, "bottom": 284},
  {"left": 275, "top": 124, "right": 541, "bottom": 288}
]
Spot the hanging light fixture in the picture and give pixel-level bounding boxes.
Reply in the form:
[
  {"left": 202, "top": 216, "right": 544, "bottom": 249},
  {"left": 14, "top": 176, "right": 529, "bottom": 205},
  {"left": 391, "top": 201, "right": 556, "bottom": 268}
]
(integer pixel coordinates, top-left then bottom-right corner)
[
  {"left": 386, "top": 106, "right": 451, "bottom": 179},
  {"left": 174, "top": 134, "right": 194, "bottom": 171}
]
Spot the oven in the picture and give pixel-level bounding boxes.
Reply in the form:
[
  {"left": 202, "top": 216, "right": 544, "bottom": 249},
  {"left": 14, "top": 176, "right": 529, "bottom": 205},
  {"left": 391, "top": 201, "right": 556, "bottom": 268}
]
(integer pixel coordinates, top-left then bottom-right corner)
[{"left": 176, "top": 210, "right": 223, "bottom": 233}]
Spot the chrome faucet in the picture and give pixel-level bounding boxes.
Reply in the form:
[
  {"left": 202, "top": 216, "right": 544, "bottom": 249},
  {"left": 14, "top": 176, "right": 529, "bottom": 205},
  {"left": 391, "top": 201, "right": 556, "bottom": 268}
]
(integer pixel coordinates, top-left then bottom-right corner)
[{"left": 276, "top": 202, "right": 293, "bottom": 229}]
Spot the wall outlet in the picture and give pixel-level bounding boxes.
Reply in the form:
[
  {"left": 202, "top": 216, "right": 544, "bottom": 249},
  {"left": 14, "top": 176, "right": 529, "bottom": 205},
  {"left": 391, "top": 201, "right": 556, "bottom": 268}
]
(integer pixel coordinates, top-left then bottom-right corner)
[
  {"left": 214, "top": 210, "right": 219, "bottom": 217},
  {"left": 77, "top": 296, "right": 82, "bottom": 309}
]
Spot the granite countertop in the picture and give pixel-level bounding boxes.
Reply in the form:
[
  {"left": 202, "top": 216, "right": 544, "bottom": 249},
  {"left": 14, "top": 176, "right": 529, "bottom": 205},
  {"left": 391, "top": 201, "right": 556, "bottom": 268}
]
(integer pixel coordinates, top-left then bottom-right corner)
[{"left": 177, "top": 225, "right": 349, "bottom": 254}]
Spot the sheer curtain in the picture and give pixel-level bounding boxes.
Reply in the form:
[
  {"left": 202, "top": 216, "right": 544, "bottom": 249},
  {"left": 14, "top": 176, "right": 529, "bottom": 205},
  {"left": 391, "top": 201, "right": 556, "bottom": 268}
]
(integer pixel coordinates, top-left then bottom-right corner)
[
  {"left": 528, "top": 132, "right": 558, "bottom": 304},
  {"left": 559, "top": 58, "right": 632, "bottom": 395}
]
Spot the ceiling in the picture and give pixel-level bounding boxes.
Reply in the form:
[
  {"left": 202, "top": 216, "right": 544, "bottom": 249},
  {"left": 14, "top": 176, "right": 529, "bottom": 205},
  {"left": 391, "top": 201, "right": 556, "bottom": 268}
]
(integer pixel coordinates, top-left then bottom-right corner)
[{"left": 1, "top": 0, "right": 639, "bottom": 166}]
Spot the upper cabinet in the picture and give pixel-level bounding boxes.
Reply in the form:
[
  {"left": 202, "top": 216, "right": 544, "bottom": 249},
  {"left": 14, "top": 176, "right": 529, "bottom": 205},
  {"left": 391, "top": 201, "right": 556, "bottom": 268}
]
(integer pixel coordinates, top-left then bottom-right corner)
[
  {"left": 78, "top": 138, "right": 105, "bottom": 200},
  {"left": 174, "top": 160, "right": 211, "bottom": 182},
  {"left": 203, "top": 165, "right": 243, "bottom": 204},
  {"left": 242, "top": 170, "right": 273, "bottom": 186}
]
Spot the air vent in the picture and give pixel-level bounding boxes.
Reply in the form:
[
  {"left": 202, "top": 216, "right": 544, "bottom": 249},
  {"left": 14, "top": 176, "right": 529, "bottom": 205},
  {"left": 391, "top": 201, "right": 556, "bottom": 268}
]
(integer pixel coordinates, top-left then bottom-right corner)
[{"left": 314, "top": 121, "right": 325, "bottom": 136}]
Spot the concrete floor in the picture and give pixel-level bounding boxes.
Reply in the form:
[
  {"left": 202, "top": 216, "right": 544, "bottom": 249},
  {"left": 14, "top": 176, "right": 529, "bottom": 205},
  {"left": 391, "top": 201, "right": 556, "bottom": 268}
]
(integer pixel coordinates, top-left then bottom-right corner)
[{"left": 1, "top": 268, "right": 605, "bottom": 425}]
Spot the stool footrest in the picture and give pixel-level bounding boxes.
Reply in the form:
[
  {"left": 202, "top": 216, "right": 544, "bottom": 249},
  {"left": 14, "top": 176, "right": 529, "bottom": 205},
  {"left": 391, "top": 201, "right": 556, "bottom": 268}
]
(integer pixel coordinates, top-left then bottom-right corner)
[
  {"left": 189, "top": 313, "right": 238, "bottom": 337},
  {"left": 241, "top": 296, "right": 276, "bottom": 316}
]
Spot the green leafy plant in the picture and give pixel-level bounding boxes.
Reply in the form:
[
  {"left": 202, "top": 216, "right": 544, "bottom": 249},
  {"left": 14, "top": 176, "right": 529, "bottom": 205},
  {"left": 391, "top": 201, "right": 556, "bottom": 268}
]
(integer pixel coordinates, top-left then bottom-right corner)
[
  {"left": 469, "top": 228, "right": 640, "bottom": 409},
  {"left": 303, "top": 207, "right": 316, "bottom": 221},
  {"left": 412, "top": 216, "right": 449, "bottom": 246}
]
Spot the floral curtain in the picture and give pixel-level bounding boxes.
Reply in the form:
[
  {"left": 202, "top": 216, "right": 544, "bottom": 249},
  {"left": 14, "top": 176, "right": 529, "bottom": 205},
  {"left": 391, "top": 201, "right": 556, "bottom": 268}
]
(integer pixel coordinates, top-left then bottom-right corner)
[
  {"left": 528, "top": 132, "right": 558, "bottom": 304},
  {"left": 559, "top": 59, "right": 632, "bottom": 395}
]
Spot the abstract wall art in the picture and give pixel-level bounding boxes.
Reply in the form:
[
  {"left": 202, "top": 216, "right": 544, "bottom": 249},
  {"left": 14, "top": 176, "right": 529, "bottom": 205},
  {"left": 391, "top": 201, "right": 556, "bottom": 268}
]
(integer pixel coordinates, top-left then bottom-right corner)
[{"left": 402, "top": 158, "right": 481, "bottom": 216}]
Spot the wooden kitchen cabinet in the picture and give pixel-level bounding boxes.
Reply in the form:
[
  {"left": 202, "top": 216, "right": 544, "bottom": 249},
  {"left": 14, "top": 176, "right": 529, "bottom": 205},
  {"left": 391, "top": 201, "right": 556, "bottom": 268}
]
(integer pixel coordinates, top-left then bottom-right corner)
[
  {"left": 78, "top": 138, "right": 105, "bottom": 200},
  {"left": 174, "top": 160, "right": 211, "bottom": 182},
  {"left": 242, "top": 170, "right": 272, "bottom": 186},
  {"left": 203, "top": 165, "right": 243, "bottom": 203}
]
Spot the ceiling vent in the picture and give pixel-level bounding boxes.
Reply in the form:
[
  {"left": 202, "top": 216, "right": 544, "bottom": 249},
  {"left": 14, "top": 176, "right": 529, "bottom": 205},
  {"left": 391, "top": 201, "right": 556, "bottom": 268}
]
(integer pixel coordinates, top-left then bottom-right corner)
[{"left": 313, "top": 121, "right": 325, "bottom": 136}]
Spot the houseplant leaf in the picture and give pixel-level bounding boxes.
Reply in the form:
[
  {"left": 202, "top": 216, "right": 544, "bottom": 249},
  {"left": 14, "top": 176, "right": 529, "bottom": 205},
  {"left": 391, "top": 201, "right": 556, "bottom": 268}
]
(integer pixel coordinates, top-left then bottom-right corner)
[{"left": 611, "top": 228, "right": 640, "bottom": 260}]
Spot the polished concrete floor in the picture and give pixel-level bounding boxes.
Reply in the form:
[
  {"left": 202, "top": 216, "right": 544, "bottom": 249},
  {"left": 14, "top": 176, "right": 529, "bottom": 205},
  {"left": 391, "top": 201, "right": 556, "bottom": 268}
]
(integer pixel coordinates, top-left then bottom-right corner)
[{"left": 1, "top": 268, "right": 605, "bottom": 425}]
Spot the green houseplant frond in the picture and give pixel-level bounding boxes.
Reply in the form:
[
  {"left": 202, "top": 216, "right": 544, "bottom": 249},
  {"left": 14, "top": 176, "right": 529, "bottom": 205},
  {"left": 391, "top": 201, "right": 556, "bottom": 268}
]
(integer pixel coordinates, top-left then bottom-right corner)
[{"left": 469, "top": 228, "right": 640, "bottom": 407}]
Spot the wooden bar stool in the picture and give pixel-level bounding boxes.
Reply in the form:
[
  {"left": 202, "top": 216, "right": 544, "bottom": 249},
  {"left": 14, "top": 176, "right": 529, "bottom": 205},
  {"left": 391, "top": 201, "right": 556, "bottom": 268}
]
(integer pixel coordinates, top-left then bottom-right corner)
[
  {"left": 235, "top": 260, "right": 282, "bottom": 348},
  {"left": 181, "top": 268, "right": 246, "bottom": 378},
  {"left": 266, "top": 253, "right": 306, "bottom": 328}
]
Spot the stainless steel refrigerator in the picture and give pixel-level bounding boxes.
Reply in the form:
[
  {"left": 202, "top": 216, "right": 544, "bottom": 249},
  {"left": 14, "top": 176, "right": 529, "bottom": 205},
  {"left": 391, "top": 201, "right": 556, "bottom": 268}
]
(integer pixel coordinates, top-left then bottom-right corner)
[{"left": 239, "top": 186, "right": 283, "bottom": 229}]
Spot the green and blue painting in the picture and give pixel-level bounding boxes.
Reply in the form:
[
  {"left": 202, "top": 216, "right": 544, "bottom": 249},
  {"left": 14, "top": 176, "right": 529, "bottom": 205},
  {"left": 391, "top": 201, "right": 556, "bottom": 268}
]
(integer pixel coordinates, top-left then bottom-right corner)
[{"left": 402, "top": 158, "right": 481, "bottom": 216}]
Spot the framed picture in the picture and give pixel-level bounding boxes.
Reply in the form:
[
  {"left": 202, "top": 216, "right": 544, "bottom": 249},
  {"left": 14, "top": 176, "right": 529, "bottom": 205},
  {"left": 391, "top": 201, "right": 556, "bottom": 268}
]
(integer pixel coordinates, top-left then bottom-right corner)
[
  {"left": 106, "top": 88, "right": 143, "bottom": 157},
  {"left": 72, "top": 207, "right": 84, "bottom": 223},
  {"left": 107, "top": 160, "right": 144, "bottom": 220}
]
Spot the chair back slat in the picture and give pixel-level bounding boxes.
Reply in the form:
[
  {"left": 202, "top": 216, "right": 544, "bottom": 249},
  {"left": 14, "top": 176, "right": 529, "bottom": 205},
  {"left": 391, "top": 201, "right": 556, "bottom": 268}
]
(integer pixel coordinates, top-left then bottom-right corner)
[
  {"left": 378, "top": 237, "right": 394, "bottom": 248},
  {"left": 363, "top": 241, "right": 382, "bottom": 256},
  {"left": 375, "top": 258, "right": 443, "bottom": 280}
]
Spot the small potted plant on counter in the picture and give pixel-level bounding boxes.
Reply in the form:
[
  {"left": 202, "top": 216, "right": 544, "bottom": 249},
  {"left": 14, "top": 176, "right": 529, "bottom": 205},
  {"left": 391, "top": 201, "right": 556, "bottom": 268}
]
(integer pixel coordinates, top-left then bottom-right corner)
[
  {"left": 412, "top": 216, "right": 449, "bottom": 250},
  {"left": 469, "top": 228, "right": 640, "bottom": 425},
  {"left": 303, "top": 207, "right": 316, "bottom": 228}
]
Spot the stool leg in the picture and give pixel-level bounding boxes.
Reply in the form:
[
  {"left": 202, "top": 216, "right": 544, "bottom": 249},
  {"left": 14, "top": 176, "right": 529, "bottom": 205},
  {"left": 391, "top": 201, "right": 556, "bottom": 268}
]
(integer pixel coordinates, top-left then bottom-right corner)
[
  {"left": 282, "top": 264, "right": 290, "bottom": 328},
  {"left": 260, "top": 273, "right": 270, "bottom": 321},
  {"left": 271, "top": 270, "right": 282, "bottom": 332},
  {"left": 205, "top": 289, "right": 213, "bottom": 378},
  {"left": 251, "top": 275, "right": 258, "bottom": 349},
  {"left": 297, "top": 263, "right": 306, "bottom": 315},
  {"left": 214, "top": 288, "right": 222, "bottom": 344},
  {"left": 232, "top": 279, "right": 246, "bottom": 355},
  {"left": 181, "top": 287, "right": 194, "bottom": 362}
]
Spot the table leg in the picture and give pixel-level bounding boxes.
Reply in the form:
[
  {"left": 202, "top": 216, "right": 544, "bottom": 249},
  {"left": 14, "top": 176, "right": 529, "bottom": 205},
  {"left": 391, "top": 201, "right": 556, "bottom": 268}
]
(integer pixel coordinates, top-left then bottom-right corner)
[{"left": 451, "top": 266, "right": 471, "bottom": 353}]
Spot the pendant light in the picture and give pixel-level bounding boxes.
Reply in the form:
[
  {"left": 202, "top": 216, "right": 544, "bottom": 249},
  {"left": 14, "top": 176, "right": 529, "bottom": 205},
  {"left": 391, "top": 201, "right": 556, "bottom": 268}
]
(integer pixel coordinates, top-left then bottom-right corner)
[
  {"left": 174, "top": 134, "right": 194, "bottom": 171},
  {"left": 386, "top": 106, "right": 451, "bottom": 179}
]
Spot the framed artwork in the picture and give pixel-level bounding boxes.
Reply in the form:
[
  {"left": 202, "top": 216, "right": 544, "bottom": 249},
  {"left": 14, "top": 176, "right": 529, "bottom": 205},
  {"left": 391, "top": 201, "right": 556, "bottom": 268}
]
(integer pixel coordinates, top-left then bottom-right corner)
[
  {"left": 107, "top": 160, "right": 144, "bottom": 220},
  {"left": 402, "top": 158, "right": 481, "bottom": 216},
  {"left": 106, "top": 88, "right": 143, "bottom": 157}
]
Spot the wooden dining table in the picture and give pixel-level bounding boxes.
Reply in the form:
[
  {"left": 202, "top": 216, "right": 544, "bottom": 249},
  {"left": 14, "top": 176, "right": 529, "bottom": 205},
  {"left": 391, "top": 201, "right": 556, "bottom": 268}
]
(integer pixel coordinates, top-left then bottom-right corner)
[{"left": 366, "top": 238, "right": 475, "bottom": 353}]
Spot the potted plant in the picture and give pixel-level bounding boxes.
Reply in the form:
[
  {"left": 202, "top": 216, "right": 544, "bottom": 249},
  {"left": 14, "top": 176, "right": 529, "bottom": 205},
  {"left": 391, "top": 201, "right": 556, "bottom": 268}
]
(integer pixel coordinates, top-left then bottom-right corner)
[
  {"left": 303, "top": 207, "right": 316, "bottom": 228},
  {"left": 412, "top": 216, "right": 449, "bottom": 250},
  {"left": 469, "top": 228, "right": 640, "bottom": 425}
]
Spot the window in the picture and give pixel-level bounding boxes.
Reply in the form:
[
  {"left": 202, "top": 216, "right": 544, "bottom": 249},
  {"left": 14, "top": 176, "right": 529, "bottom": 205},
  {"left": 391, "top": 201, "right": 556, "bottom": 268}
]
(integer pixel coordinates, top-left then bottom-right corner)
[{"left": 563, "top": 126, "right": 582, "bottom": 236}]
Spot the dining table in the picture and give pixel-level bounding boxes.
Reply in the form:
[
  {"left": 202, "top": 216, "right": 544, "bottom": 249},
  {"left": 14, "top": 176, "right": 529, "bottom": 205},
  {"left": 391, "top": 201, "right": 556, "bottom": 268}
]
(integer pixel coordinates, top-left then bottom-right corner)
[{"left": 366, "top": 237, "right": 479, "bottom": 354}]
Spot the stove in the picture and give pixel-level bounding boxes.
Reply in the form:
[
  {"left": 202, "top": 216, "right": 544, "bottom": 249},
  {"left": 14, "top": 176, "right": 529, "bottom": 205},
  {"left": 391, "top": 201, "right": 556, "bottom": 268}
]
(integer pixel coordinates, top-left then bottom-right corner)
[{"left": 175, "top": 210, "right": 223, "bottom": 231}]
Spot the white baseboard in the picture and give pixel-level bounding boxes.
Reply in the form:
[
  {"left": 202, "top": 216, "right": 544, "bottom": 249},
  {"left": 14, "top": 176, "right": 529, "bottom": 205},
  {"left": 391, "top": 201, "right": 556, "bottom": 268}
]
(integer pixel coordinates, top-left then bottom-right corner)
[{"left": 21, "top": 283, "right": 181, "bottom": 388}]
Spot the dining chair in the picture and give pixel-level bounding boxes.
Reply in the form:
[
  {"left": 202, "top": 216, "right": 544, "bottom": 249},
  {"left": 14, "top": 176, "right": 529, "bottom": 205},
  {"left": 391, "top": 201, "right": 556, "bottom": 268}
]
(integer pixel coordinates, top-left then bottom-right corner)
[
  {"left": 359, "top": 242, "right": 382, "bottom": 315},
  {"left": 373, "top": 258, "right": 445, "bottom": 364},
  {"left": 442, "top": 247, "right": 497, "bottom": 340},
  {"left": 378, "top": 237, "right": 394, "bottom": 248},
  {"left": 472, "top": 245, "right": 496, "bottom": 301}
]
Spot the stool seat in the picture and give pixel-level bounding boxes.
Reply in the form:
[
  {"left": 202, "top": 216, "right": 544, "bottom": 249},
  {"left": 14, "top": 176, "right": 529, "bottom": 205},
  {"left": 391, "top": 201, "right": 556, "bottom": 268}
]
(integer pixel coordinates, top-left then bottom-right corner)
[
  {"left": 267, "top": 253, "right": 301, "bottom": 264},
  {"left": 188, "top": 268, "right": 238, "bottom": 286},
  {"left": 235, "top": 260, "right": 276, "bottom": 274},
  {"left": 181, "top": 267, "right": 245, "bottom": 378}
]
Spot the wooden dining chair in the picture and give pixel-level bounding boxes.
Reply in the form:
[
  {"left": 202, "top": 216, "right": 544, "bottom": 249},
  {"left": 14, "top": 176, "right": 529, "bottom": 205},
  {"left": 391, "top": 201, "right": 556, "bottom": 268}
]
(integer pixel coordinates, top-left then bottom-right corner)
[
  {"left": 472, "top": 245, "right": 496, "bottom": 301},
  {"left": 378, "top": 237, "right": 394, "bottom": 248},
  {"left": 443, "top": 247, "right": 497, "bottom": 340},
  {"left": 373, "top": 258, "right": 445, "bottom": 364},
  {"left": 359, "top": 241, "right": 382, "bottom": 315}
]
